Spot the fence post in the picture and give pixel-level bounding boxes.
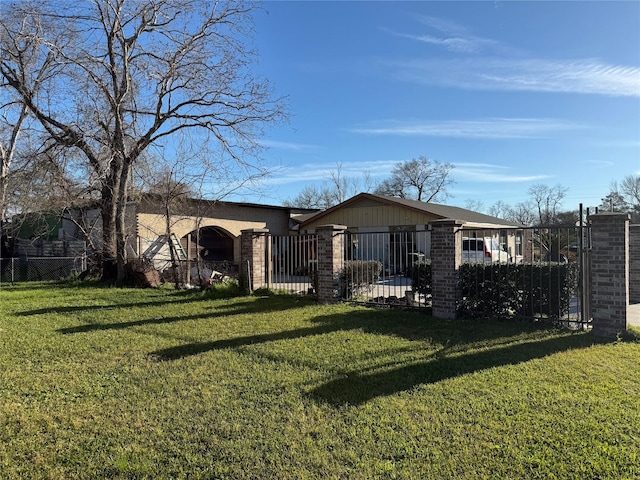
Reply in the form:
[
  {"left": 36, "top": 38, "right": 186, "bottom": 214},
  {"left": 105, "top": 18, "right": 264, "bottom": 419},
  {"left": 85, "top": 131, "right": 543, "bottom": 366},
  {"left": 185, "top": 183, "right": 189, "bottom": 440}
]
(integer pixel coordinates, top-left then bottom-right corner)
[
  {"left": 316, "top": 224, "right": 347, "bottom": 304},
  {"left": 240, "top": 228, "right": 269, "bottom": 292},
  {"left": 588, "top": 212, "right": 629, "bottom": 337},
  {"left": 430, "top": 220, "right": 464, "bottom": 319}
]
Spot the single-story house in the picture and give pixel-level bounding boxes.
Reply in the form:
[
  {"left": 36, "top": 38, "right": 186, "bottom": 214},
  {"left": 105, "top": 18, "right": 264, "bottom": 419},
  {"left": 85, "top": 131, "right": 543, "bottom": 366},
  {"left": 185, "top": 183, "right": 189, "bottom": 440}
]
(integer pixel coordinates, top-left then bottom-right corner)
[{"left": 298, "top": 192, "right": 525, "bottom": 270}]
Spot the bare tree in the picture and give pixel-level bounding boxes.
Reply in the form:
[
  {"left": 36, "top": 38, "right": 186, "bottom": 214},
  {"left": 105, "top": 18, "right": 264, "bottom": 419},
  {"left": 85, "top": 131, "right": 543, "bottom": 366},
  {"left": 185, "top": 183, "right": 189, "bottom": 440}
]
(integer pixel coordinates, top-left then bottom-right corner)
[
  {"left": 463, "top": 199, "right": 484, "bottom": 213},
  {"left": 488, "top": 200, "right": 511, "bottom": 219},
  {"left": 1, "top": 0, "right": 286, "bottom": 282},
  {"left": 0, "top": 103, "right": 28, "bottom": 222},
  {"left": 374, "top": 156, "right": 454, "bottom": 203},
  {"left": 506, "top": 201, "right": 536, "bottom": 226},
  {"left": 604, "top": 175, "right": 640, "bottom": 222},
  {"left": 528, "top": 183, "right": 568, "bottom": 226},
  {"left": 285, "top": 162, "right": 371, "bottom": 209},
  {"left": 619, "top": 175, "right": 640, "bottom": 206}
]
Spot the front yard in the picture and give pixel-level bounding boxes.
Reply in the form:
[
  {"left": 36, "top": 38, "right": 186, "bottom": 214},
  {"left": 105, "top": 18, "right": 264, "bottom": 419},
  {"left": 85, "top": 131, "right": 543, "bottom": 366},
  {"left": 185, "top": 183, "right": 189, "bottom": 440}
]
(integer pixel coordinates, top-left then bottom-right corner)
[{"left": 0, "top": 283, "right": 638, "bottom": 479}]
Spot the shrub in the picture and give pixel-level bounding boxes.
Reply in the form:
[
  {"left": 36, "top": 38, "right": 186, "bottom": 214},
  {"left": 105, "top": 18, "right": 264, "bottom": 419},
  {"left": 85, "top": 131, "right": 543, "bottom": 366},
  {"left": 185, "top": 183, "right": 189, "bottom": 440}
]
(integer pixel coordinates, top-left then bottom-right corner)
[
  {"left": 410, "top": 260, "right": 432, "bottom": 296},
  {"left": 308, "top": 267, "right": 318, "bottom": 294},
  {"left": 459, "top": 262, "right": 578, "bottom": 319},
  {"left": 338, "top": 260, "right": 382, "bottom": 298}
]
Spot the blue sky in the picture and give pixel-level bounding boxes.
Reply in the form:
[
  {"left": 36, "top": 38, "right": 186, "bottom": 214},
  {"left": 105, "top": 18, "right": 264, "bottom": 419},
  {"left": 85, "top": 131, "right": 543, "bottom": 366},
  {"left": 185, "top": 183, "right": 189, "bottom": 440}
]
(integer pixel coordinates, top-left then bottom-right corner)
[{"left": 237, "top": 1, "right": 640, "bottom": 213}]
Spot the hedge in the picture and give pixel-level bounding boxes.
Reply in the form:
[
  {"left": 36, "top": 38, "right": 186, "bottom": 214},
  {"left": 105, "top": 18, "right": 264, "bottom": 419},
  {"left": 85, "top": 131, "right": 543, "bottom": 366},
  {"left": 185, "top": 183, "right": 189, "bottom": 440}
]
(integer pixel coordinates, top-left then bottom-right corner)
[
  {"left": 410, "top": 260, "right": 432, "bottom": 297},
  {"left": 338, "top": 260, "right": 383, "bottom": 298},
  {"left": 459, "top": 262, "right": 578, "bottom": 319},
  {"left": 408, "top": 260, "right": 578, "bottom": 319}
]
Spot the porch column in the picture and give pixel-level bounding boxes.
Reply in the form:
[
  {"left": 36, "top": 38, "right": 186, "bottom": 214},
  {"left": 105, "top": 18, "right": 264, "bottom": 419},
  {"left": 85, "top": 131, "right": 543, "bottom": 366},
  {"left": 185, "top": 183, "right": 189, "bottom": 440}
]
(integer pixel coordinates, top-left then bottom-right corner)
[
  {"left": 588, "top": 212, "right": 629, "bottom": 337},
  {"left": 316, "top": 224, "right": 347, "bottom": 304},
  {"left": 430, "top": 220, "right": 464, "bottom": 319},
  {"left": 627, "top": 223, "right": 640, "bottom": 329},
  {"left": 240, "top": 228, "right": 269, "bottom": 292},
  {"left": 628, "top": 224, "right": 640, "bottom": 304}
]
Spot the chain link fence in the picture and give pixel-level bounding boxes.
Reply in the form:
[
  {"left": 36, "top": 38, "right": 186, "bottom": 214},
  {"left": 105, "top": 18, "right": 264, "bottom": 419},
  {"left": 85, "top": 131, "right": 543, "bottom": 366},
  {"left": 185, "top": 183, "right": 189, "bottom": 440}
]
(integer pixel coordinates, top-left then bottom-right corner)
[{"left": 0, "top": 256, "right": 87, "bottom": 284}]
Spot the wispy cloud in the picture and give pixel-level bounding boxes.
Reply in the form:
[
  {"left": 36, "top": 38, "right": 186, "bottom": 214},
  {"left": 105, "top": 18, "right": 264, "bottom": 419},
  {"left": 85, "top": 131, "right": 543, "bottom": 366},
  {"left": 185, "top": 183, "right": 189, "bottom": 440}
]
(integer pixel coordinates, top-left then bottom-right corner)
[
  {"left": 453, "top": 162, "right": 551, "bottom": 183},
  {"left": 258, "top": 139, "right": 319, "bottom": 151},
  {"left": 390, "top": 14, "right": 502, "bottom": 55},
  {"left": 586, "top": 160, "right": 616, "bottom": 168},
  {"left": 390, "top": 31, "right": 495, "bottom": 55},
  {"left": 350, "top": 117, "right": 583, "bottom": 139},
  {"left": 267, "top": 160, "right": 399, "bottom": 186},
  {"left": 386, "top": 15, "right": 640, "bottom": 97},
  {"left": 388, "top": 57, "right": 640, "bottom": 97}
]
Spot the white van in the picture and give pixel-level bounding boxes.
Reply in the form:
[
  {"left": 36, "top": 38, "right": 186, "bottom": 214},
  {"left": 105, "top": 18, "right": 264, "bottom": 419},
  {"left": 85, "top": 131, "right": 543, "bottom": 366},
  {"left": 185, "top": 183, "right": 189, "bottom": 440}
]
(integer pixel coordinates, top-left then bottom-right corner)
[{"left": 462, "top": 237, "right": 510, "bottom": 263}]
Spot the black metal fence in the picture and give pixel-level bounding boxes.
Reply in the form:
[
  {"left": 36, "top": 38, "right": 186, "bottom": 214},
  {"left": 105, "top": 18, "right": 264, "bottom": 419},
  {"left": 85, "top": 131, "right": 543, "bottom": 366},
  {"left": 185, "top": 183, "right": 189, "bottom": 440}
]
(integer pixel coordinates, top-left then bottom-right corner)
[
  {"left": 268, "top": 234, "right": 317, "bottom": 294},
  {"left": 328, "top": 225, "right": 591, "bottom": 327},
  {"left": 458, "top": 225, "right": 591, "bottom": 328},
  {"left": 342, "top": 229, "right": 430, "bottom": 307}
]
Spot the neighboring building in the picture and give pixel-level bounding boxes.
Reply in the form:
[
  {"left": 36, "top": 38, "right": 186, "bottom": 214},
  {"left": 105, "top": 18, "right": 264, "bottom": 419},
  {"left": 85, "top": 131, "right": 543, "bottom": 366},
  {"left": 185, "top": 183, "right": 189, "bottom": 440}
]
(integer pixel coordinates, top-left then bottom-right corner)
[
  {"left": 133, "top": 194, "right": 316, "bottom": 268},
  {"left": 18, "top": 194, "right": 317, "bottom": 270},
  {"left": 298, "top": 193, "right": 524, "bottom": 269}
]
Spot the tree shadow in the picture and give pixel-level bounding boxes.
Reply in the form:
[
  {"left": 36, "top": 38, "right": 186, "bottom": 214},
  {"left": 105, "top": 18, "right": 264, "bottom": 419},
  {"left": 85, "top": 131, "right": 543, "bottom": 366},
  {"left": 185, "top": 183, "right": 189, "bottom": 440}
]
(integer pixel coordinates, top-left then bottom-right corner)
[
  {"left": 309, "top": 332, "right": 608, "bottom": 406},
  {"left": 147, "top": 305, "right": 568, "bottom": 364},
  {"left": 150, "top": 323, "right": 347, "bottom": 361},
  {"left": 56, "top": 296, "right": 310, "bottom": 334}
]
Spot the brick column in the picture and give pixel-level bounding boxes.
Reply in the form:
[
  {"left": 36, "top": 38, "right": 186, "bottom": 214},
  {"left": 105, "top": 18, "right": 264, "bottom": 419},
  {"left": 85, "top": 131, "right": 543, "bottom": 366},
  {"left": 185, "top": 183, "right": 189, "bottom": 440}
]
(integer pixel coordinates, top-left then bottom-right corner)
[
  {"left": 588, "top": 213, "right": 629, "bottom": 337},
  {"left": 240, "top": 228, "right": 269, "bottom": 292},
  {"left": 316, "top": 224, "right": 347, "bottom": 304},
  {"left": 430, "top": 220, "right": 463, "bottom": 319},
  {"left": 629, "top": 225, "right": 640, "bottom": 304}
]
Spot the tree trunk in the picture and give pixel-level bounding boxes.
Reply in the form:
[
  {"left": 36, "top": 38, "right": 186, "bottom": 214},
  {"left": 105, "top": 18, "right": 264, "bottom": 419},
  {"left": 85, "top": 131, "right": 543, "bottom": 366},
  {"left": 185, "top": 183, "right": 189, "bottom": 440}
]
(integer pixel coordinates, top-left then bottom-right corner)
[
  {"left": 115, "top": 162, "right": 131, "bottom": 282},
  {"left": 100, "top": 184, "right": 118, "bottom": 283}
]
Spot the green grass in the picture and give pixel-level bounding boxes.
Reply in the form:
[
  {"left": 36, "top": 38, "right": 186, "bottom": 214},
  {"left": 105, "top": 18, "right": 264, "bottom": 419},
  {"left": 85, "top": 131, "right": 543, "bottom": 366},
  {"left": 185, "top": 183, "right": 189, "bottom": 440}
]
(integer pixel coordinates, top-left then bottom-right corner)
[{"left": 1, "top": 282, "right": 639, "bottom": 479}]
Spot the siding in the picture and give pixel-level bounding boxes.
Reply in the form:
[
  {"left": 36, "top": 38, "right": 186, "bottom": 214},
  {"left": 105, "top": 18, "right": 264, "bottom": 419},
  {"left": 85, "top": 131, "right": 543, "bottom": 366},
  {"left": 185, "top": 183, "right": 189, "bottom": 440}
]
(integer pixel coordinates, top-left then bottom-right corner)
[{"left": 303, "top": 204, "right": 438, "bottom": 231}]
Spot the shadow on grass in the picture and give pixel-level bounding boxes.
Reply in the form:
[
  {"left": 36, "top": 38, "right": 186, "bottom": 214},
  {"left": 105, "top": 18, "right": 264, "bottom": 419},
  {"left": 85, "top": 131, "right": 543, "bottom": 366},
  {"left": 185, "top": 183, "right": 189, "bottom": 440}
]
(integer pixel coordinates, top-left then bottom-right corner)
[
  {"left": 57, "top": 295, "right": 312, "bottom": 334},
  {"left": 18, "top": 282, "right": 285, "bottom": 316},
  {"left": 150, "top": 323, "right": 348, "bottom": 360},
  {"left": 309, "top": 332, "right": 608, "bottom": 406},
  {"left": 148, "top": 303, "right": 581, "bottom": 362}
]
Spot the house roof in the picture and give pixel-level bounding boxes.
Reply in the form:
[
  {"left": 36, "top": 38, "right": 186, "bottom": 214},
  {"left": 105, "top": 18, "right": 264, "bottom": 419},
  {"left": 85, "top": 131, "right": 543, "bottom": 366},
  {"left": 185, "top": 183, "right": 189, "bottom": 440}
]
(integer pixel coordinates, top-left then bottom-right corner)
[
  {"left": 137, "top": 192, "right": 318, "bottom": 216},
  {"left": 299, "top": 192, "right": 523, "bottom": 228}
]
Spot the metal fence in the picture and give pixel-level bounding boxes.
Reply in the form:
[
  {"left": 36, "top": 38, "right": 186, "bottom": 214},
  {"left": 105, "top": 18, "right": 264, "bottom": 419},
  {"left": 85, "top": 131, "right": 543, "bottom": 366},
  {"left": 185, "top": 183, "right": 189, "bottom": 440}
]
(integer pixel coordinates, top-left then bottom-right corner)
[
  {"left": 330, "top": 225, "right": 591, "bottom": 326},
  {"left": 458, "top": 225, "right": 591, "bottom": 328},
  {"left": 268, "top": 234, "right": 317, "bottom": 294},
  {"left": 341, "top": 229, "right": 431, "bottom": 307},
  {"left": 0, "top": 256, "right": 88, "bottom": 284}
]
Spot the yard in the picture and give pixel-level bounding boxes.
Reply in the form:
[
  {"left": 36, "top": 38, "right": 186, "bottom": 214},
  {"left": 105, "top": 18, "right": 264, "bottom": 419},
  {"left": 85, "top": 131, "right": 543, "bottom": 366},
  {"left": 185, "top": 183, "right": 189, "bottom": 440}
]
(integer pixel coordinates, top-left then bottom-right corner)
[{"left": 0, "top": 283, "right": 638, "bottom": 479}]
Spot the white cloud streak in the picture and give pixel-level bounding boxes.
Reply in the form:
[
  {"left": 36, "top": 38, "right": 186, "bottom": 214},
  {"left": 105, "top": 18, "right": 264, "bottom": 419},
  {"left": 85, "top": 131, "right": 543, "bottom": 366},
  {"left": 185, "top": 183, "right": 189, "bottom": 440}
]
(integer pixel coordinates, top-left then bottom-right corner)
[
  {"left": 258, "top": 139, "right": 319, "bottom": 151},
  {"left": 388, "top": 57, "right": 640, "bottom": 97},
  {"left": 387, "top": 15, "right": 640, "bottom": 97},
  {"left": 350, "top": 117, "right": 583, "bottom": 139},
  {"left": 266, "top": 159, "right": 400, "bottom": 186},
  {"left": 453, "top": 162, "right": 551, "bottom": 183}
]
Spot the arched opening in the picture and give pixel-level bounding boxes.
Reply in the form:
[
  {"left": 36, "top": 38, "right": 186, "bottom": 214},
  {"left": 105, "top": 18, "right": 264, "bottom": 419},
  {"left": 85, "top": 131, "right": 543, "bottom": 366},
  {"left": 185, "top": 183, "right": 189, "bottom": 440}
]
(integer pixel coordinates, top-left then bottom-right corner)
[{"left": 183, "top": 226, "right": 234, "bottom": 262}]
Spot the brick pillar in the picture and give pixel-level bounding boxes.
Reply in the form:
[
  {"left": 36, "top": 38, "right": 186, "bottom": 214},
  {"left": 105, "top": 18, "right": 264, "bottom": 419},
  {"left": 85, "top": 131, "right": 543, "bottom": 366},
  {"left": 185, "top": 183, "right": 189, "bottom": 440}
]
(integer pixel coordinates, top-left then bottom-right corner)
[
  {"left": 629, "top": 225, "right": 640, "bottom": 304},
  {"left": 430, "top": 220, "right": 463, "bottom": 319},
  {"left": 316, "top": 224, "right": 347, "bottom": 304},
  {"left": 240, "top": 228, "right": 269, "bottom": 292},
  {"left": 588, "top": 213, "right": 629, "bottom": 338}
]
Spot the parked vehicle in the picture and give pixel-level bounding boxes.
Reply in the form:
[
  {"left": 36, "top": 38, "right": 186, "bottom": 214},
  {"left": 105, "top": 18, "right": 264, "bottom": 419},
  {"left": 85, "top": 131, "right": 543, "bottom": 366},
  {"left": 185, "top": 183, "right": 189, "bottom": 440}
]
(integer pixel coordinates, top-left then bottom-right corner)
[{"left": 462, "top": 237, "right": 510, "bottom": 263}]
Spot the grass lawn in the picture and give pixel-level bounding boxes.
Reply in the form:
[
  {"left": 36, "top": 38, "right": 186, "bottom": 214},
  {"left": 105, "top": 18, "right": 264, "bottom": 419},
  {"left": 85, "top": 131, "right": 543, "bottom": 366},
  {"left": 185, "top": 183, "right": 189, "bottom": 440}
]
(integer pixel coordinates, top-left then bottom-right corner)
[{"left": 1, "top": 282, "right": 639, "bottom": 479}]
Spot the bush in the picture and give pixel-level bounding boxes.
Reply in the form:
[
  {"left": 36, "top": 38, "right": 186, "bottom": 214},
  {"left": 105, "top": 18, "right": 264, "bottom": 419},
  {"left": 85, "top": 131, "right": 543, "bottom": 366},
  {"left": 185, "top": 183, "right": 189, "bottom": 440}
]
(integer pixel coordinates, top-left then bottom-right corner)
[
  {"left": 459, "top": 263, "right": 578, "bottom": 319},
  {"left": 338, "top": 260, "right": 382, "bottom": 298},
  {"left": 410, "top": 260, "right": 432, "bottom": 296}
]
